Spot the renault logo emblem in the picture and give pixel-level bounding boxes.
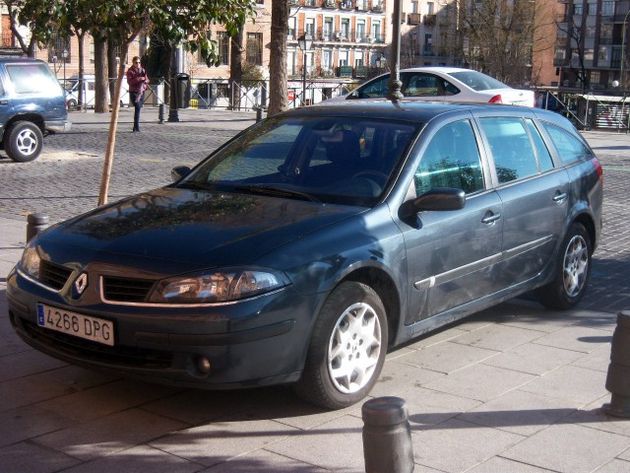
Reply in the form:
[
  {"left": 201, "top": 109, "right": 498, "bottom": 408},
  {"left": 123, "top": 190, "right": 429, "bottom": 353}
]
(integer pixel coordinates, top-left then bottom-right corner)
[{"left": 74, "top": 273, "right": 88, "bottom": 295}]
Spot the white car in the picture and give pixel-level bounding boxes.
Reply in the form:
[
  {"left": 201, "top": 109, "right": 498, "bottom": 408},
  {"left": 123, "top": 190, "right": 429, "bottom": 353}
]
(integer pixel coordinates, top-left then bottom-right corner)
[{"left": 330, "top": 67, "right": 535, "bottom": 107}]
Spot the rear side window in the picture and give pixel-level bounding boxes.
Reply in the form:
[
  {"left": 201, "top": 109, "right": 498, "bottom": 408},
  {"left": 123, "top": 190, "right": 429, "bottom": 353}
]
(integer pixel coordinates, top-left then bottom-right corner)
[
  {"left": 542, "top": 123, "right": 591, "bottom": 164},
  {"left": 403, "top": 73, "right": 459, "bottom": 97},
  {"left": 356, "top": 76, "right": 388, "bottom": 98},
  {"left": 6, "top": 63, "right": 60, "bottom": 95},
  {"left": 415, "top": 120, "right": 484, "bottom": 195},
  {"left": 479, "top": 117, "right": 539, "bottom": 184}
]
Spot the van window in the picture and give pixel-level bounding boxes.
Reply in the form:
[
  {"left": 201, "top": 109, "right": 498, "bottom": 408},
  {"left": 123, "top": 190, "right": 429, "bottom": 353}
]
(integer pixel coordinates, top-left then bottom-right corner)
[
  {"left": 479, "top": 117, "right": 538, "bottom": 184},
  {"left": 415, "top": 120, "right": 484, "bottom": 195},
  {"left": 6, "top": 63, "right": 60, "bottom": 95},
  {"left": 542, "top": 123, "right": 591, "bottom": 164}
]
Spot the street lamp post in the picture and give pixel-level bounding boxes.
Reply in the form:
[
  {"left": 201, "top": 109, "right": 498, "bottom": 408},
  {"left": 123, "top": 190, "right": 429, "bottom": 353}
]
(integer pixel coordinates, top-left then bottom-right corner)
[
  {"left": 297, "top": 33, "right": 312, "bottom": 106},
  {"left": 621, "top": 10, "right": 630, "bottom": 88}
]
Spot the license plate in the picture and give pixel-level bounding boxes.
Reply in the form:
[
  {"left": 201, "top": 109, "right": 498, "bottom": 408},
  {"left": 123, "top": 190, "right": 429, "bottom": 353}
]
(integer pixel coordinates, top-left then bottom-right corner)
[{"left": 37, "top": 304, "right": 114, "bottom": 347}]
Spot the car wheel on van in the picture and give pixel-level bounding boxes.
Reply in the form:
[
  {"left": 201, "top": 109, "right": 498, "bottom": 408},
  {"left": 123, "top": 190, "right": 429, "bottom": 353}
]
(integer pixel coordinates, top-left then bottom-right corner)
[
  {"left": 66, "top": 99, "right": 77, "bottom": 110},
  {"left": 538, "top": 222, "right": 592, "bottom": 310},
  {"left": 5, "top": 121, "right": 43, "bottom": 162},
  {"left": 295, "top": 281, "right": 388, "bottom": 409}
]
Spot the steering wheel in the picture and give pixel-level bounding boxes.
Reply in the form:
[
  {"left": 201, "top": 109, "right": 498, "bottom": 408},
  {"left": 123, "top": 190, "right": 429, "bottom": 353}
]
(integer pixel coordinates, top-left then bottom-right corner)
[{"left": 352, "top": 171, "right": 389, "bottom": 187}]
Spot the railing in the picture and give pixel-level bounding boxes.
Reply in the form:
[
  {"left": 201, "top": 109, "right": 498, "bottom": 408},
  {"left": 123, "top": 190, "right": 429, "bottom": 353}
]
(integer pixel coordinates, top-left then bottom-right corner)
[{"left": 407, "top": 13, "right": 421, "bottom": 25}]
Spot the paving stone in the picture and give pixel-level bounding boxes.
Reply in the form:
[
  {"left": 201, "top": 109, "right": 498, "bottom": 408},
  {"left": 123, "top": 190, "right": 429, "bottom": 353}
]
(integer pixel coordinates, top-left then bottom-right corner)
[
  {"left": 60, "top": 445, "right": 202, "bottom": 473},
  {"left": 0, "top": 349, "right": 66, "bottom": 382},
  {"left": 151, "top": 417, "right": 299, "bottom": 468},
  {"left": 519, "top": 365, "right": 608, "bottom": 405},
  {"left": 37, "top": 379, "right": 180, "bottom": 422},
  {"left": 568, "top": 405, "right": 630, "bottom": 438},
  {"left": 265, "top": 415, "right": 365, "bottom": 472},
  {"left": 34, "top": 408, "right": 187, "bottom": 461},
  {"left": 400, "top": 342, "right": 498, "bottom": 374},
  {"left": 423, "top": 364, "right": 535, "bottom": 402},
  {"left": 0, "top": 404, "right": 74, "bottom": 447},
  {"left": 370, "top": 359, "right": 445, "bottom": 398},
  {"left": 592, "top": 458, "right": 630, "bottom": 472},
  {"left": 571, "top": 344, "right": 612, "bottom": 372},
  {"left": 533, "top": 326, "right": 613, "bottom": 354},
  {"left": 412, "top": 418, "right": 524, "bottom": 473},
  {"left": 200, "top": 449, "right": 329, "bottom": 473},
  {"left": 0, "top": 441, "right": 79, "bottom": 473},
  {"left": 482, "top": 342, "right": 584, "bottom": 375},
  {"left": 450, "top": 324, "right": 545, "bottom": 352},
  {"left": 503, "top": 423, "right": 630, "bottom": 473},
  {"left": 466, "top": 456, "right": 557, "bottom": 472},
  {"left": 402, "top": 387, "right": 481, "bottom": 428},
  {"left": 405, "top": 326, "right": 468, "bottom": 350},
  {"left": 458, "top": 389, "right": 579, "bottom": 436}
]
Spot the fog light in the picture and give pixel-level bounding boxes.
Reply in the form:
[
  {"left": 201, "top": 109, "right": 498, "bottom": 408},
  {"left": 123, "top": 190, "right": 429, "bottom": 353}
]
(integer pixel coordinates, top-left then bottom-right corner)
[{"left": 196, "top": 356, "right": 211, "bottom": 374}]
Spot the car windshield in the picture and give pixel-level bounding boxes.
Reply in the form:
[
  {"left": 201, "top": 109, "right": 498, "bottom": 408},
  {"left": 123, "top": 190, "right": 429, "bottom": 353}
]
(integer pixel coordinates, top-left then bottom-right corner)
[
  {"left": 182, "top": 115, "right": 420, "bottom": 206},
  {"left": 447, "top": 71, "right": 508, "bottom": 91}
]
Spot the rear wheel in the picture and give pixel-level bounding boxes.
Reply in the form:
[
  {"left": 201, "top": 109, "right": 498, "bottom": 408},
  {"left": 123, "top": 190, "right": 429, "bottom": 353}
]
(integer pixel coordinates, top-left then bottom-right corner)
[
  {"left": 295, "top": 281, "right": 388, "bottom": 409},
  {"left": 5, "top": 121, "right": 43, "bottom": 162},
  {"left": 538, "top": 223, "right": 592, "bottom": 309},
  {"left": 66, "top": 98, "right": 77, "bottom": 110}
]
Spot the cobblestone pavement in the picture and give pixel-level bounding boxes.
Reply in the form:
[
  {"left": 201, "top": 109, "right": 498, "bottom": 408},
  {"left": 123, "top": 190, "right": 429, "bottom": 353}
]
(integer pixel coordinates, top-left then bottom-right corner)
[{"left": 0, "top": 111, "right": 628, "bottom": 313}]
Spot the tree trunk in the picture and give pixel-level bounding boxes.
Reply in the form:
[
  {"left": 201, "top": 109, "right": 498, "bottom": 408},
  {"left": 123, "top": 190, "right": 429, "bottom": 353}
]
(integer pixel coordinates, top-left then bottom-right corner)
[
  {"left": 229, "top": 25, "right": 244, "bottom": 110},
  {"left": 268, "top": 0, "right": 289, "bottom": 116},
  {"left": 77, "top": 33, "right": 85, "bottom": 109},
  {"left": 107, "top": 36, "right": 119, "bottom": 104},
  {"left": 94, "top": 36, "right": 109, "bottom": 113}
]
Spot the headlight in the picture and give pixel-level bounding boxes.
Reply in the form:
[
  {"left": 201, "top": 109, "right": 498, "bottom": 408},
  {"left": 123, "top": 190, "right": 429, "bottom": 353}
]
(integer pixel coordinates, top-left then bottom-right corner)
[
  {"left": 149, "top": 268, "right": 288, "bottom": 304},
  {"left": 19, "top": 245, "right": 42, "bottom": 279}
]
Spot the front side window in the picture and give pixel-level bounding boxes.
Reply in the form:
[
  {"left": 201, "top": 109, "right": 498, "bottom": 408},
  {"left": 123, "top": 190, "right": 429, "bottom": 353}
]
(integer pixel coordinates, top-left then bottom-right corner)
[
  {"left": 543, "top": 123, "right": 591, "bottom": 164},
  {"left": 415, "top": 120, "right": 484, "bottom": 195},
  {"left": 184, "top": 116, "right": 421, "bottom": 206},
  {"left": 479, "top": 117, "right": 539, "bottom": 184}
]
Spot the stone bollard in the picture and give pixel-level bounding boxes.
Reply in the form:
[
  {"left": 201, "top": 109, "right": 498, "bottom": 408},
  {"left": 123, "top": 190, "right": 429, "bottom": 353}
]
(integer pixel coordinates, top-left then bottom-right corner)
[
  {"left": 362, "top": 396, "right": 414, "bottom": 473},
  {"left": 256, "top": 107, "right": 264, "bottom": 122},
  {"left": 158, "top": 103, "right": 165, "bottom": 124},
  {"left": 604, "top": 311, "right": 630, "bottom": 417},
  {"left": 26, "top": 213, "right": 49, "bottom": 242}
]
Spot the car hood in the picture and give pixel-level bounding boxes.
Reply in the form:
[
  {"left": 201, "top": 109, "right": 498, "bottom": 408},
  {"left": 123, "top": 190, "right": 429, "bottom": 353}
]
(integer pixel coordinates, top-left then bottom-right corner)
[{"left": 39, "top": 187, "right": 364, "bottom": 271}]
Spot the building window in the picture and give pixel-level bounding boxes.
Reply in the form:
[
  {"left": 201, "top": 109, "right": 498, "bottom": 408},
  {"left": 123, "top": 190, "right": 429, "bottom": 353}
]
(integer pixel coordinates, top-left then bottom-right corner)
[
  {"left": 217, "top": 32, "right": 230, "bottom": 66},
  {"left": 48, "top": 33, "right": 71, "bottom": 63},
  {"left": 372, "top": 20, "right": 381, "bottom": 41},
  {"left": 554, "top": 47, "right": 565, "bottom": 61},
  {"left": 305, "top": 18, "right": 315, "bottom": 37},
  {"left": 573, "top": 3, "right": 583, "bottom": 15},
  {"left": 590, "top": 71, "right": 600, "bottom": 84},
  {"left": 601, "top": 1, "right": 614, "bottom": 16},
  {"left": 287, "top": 49, "right": 297, "bottom": 75},
  {"left": 341, "top": 18, "right": 350, "bottom": 39},
  {"left": 357, "top": 20, "right": 366, "bottom": 41},
  {"left": 288, "top": 17, "right": 296, "bottom": 39},
  {"left": 246, "top": 32, "right": 263, "bottom": 65},
  {"left": 427, "top": 2, "right": 434, "bottom": 14},
  {"left": 322, "top": 49, "right": 333, "bottom": 72},
  {"left": 324, "top": 17, "right": 333, "bottom": 40}
]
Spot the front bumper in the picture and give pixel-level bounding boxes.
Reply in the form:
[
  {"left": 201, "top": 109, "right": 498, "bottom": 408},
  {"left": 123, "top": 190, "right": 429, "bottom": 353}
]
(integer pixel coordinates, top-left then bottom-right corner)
[{"left": 7, "top": 268, "right": 316, "bottom": 389}]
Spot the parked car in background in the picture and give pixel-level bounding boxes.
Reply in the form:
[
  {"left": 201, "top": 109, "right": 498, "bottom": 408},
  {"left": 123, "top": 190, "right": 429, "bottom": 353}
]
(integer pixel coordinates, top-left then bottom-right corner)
[
  {"left": 64, "top": 74, "right": 130, "bottom": 110},
  {"left": 8, "top": 100, "right": 602, "bottom": 409},
  {"left": 0, "top": 57, "right": 70, "bottom": 162},
  {"left": 330, "top": 67, "right": 535, "bottom": 107}
]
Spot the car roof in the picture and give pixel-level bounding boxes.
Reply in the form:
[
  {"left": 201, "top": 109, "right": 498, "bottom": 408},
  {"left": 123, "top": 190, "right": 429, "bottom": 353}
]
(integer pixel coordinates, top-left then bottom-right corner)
[
  {"left": 280, "top": 99, "right": 574, "bottom": 131},
  {"left": 0, "top": 56, "right": 45, "bottom": 64},
  {"left": 398, "top": 66, "right": 472, "bottom": 74}
]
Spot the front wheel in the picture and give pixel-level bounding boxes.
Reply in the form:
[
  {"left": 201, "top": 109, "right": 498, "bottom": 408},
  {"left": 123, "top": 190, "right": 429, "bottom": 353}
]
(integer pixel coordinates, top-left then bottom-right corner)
[
  {"left": 4, "top": 121, "right": 43, "bottom": 162},
  {"left": 538, "top": 223, "right": 592, "bottom": 309},
  {"left": 295, "top": 281, "right": 388, "bottom": 409}
]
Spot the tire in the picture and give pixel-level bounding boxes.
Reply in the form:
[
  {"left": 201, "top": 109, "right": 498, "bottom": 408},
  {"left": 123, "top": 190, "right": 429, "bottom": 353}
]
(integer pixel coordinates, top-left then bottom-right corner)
[
  {"left": 538, "top": 223, "right": 592, "bottom": 310},
  {"left": 295, "top": 281, "right": 388, "bottom": 409},
  {"left": 66, "top": 99, "right": 77, "bottom": 110},
  {"left": 4, "top": 121, "right": 43, "bottom": 162}
]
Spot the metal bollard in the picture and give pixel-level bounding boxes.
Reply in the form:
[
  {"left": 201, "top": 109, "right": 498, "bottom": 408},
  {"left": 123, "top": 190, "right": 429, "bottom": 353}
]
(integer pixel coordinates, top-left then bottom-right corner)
[
  {"left": 362, "top": 396, "right": 414, "bottom": 473},
  {"left": 604, "top": 311, "right": 630, "bottom": 417},
  {"left": 158, "top": 103, "right": 164, "bottom": 124},
  {"left": 256, "top": 107, "right": 263, "bottom": 122},
  {"left": 26, "top": 213, "right": 49, "bottom": 242}
]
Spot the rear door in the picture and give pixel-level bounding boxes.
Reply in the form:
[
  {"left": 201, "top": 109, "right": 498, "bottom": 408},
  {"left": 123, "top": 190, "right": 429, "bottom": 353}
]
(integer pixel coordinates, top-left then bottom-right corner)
[
  {"left": 401, "top": 117, "right": 503, "bottom": 322},
  {"left": 476, "top": 115, "right": 570, "bottom": 287},
  {"left": 0, "top": 69, "right": 14, "bottom": 128}
]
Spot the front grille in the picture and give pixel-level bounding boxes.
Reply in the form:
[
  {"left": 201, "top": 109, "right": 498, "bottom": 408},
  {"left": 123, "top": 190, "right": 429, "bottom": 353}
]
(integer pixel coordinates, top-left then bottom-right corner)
[
  {"left": 39, "top": 260, "right": 72, "bottom": 290},
  {"left": 21, "top": 319, "right": 173, "bottom": 368},
  {"left": 102, "top": 276, "right": 155, "bottom": 302}
]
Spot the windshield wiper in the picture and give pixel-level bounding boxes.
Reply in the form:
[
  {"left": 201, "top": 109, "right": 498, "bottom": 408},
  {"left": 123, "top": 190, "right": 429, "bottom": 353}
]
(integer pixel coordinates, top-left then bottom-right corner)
[
  {"left": 176, "top": 181, "right": 215, "bottom": 191},
  {"left": 235, "top": 184, "right": 321, "bottom": 203}
]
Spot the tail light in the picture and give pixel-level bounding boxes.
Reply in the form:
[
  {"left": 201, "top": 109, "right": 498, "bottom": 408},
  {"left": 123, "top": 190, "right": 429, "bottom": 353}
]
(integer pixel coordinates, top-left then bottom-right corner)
[
  {"left": 488, "top": 94, "right": 503, "bottom": 104},
  {"left": 591, "top": 157, "right": 603, "bottom": 186}
]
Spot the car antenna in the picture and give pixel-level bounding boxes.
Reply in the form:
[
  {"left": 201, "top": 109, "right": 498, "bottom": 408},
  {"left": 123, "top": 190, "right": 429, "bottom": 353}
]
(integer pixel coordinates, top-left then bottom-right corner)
[{"left": 388, "top": 0, "right": 404, "bottom": 103}]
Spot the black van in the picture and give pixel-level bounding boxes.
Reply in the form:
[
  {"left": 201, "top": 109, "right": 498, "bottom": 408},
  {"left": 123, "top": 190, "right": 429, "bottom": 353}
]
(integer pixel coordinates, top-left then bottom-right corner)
[{"left": 0, "top": 57, "right": 70, "bottom": 162}]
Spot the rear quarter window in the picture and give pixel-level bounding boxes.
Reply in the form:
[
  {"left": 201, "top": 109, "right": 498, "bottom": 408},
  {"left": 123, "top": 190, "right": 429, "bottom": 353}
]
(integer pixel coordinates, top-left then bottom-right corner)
[
  {"left": 542, "top": 123, "right": 591, "bottom": 164},
  {"left": 6, "top": 63, "right": 60, "bottom": 95}
]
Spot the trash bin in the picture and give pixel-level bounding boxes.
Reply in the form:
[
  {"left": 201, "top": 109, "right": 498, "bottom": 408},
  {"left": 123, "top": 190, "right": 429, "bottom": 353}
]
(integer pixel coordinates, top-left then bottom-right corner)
[{"left": 175, "top": 73, "right": 190, "bottom": 108}]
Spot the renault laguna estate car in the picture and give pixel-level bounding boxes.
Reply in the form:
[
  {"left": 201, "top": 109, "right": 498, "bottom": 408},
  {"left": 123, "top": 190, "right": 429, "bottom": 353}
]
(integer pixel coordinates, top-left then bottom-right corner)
[
  {"left": 329, "top": 67, "right": 535, "bottom": 107},
  {"left": 7, "top": 101, "right": 602, "bottom": 409}
]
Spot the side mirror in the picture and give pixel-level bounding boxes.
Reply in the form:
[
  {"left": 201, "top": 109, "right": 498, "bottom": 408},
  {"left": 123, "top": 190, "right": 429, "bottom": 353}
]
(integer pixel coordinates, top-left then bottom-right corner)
[
  {"left": 399, "top": 187, "right": 465, "bottom": 220},
  {"left": 171, "top": 165, "right": 191, "bottom": 182}
]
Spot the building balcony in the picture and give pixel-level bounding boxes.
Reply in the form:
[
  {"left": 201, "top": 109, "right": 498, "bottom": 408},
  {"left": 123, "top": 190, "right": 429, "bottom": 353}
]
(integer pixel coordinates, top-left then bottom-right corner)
[
  {"left": 339, "top": 0, "right": 354, "bottom": 10},
  {"left": 424, "top": 14, "right": 436, "bottom": 26},
  {"left": 408, "top": 13, "right": 421, "bottom": 25},
  {"left": 322, "top": 0, "right": 336, "bottom": 8},
  {"left": 371, "top": 3, "right": 383, "bottom": 13},
  {"left": 337, "top": 65, "right": 353, "bottom": 77}
]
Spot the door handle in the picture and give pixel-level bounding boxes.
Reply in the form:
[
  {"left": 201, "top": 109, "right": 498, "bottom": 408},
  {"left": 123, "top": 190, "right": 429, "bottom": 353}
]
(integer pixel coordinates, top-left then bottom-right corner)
[
  {"left": 481, "top": 212, "right": 501, "bottom": 224},
  {"left": 0, "top": 100, "right": 8, "bottom": 105},
  {"left": 553, "top": 192, "right": 568, "bottom": 203}
]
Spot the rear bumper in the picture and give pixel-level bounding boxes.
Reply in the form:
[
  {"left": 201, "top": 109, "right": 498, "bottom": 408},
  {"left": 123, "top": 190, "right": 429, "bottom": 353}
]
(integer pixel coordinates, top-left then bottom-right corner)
[{"left": 45, "top": 119, "right": 71, "bottom": 133}]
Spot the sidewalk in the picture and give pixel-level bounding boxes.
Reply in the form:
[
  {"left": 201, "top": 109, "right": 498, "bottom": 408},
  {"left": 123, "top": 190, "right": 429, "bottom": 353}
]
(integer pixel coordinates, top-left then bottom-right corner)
[{"left": 1, "top": 115, "right": 630, "bottom": 472}]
